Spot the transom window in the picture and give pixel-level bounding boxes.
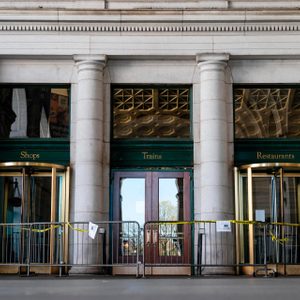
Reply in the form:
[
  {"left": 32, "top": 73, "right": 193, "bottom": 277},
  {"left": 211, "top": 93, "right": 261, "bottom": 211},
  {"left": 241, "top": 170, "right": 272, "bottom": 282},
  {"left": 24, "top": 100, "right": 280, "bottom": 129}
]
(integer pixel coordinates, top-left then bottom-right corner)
[
  {"left": 0, "top": 85, "right": 69, "bottom": 139},
  {"left": 234, "top": 87, "right": 300, "bottom": 138},
  {"left": 112, "top": 86, "right": 191, "bottom": 139}
]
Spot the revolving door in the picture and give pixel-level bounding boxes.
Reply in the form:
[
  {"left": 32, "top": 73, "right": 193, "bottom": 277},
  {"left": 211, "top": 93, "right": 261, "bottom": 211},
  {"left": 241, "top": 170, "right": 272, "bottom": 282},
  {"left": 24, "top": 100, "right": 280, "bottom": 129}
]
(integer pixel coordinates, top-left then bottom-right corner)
[
  {"left": 235, "top": 163, "right": 300, "bottom": 275},
  {"left": 0, "top": 162, "right": 70, "bottom": 273}
]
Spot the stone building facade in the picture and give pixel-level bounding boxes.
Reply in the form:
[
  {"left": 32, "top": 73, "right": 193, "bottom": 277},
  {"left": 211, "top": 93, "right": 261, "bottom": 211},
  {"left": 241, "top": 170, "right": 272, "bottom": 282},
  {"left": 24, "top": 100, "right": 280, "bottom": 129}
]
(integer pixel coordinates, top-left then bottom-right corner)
[{"left": 1, "top": 1, "right": 300, "bottom": 275}]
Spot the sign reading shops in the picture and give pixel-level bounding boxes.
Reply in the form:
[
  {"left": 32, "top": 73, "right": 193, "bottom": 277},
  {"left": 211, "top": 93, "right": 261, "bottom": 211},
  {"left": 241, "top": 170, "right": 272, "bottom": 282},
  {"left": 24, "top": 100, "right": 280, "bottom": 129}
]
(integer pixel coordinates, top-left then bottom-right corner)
[
  {"left": 20, "top": 150, "right": 40, "bottom": 160},
  {"left": 0, "top": 140, "right": 69, "bottom": 165}
]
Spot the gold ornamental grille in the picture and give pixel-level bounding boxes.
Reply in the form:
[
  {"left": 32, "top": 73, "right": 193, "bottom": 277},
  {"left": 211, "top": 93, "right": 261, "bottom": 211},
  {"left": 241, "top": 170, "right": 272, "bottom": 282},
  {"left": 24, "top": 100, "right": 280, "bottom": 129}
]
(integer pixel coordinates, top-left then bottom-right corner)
[
  {"left": 234, "top": 88, "right": 300, "bottom": 138},
  {"left": 113, "top": 87, "right": 190, "bottom": 139}
]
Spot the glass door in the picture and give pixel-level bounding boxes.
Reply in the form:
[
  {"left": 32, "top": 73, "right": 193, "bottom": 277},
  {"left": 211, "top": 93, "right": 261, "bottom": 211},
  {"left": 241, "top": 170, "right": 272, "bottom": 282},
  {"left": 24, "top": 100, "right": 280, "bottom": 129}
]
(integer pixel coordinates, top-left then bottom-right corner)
[
  {"left": 0, "top": 162, "right": 69, "bottom": 271},
  {"left": 113, "top": 171, "right": 191, "bottom": 267},
  {"left": 151, "top": 172, "right": 190, "bottom": 265},
  {"left": 235, "top": 164, "right": 300, "bottom": 273}
]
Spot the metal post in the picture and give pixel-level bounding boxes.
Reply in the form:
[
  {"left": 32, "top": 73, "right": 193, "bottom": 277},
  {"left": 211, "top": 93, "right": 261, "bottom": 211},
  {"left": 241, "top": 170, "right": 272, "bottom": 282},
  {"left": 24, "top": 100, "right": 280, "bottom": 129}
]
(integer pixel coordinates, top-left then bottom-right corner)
[
  {"left": 102, "top": 229, "right": 106, "bottom": 272},
  {"left": 143, "top": 223, "right": 146, "bottom": 278},
  {"left": 197, "top": 231, "right": 203, "bottom": 275},
  {"left": 59, "top": 224, "right": 63, "bottom": 277},
  {"left": 136, "top": 223, "right": 140, "bottom": 278},
  {"left": 26, "top": 224, "right": 31, "bottom": 277},
  {"left": 263, "top": 224, "right": 268, "bottom": 277}
]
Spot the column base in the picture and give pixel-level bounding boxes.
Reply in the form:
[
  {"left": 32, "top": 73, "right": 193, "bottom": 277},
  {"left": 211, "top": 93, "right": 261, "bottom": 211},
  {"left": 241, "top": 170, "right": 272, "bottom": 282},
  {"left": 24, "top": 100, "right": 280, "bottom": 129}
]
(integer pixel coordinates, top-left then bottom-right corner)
[
  {"left": 199, "top": 266, "right": 236, "bottom": 276},
  {"left": 68, "top": 266, "right": 106, "bottom": 275}
]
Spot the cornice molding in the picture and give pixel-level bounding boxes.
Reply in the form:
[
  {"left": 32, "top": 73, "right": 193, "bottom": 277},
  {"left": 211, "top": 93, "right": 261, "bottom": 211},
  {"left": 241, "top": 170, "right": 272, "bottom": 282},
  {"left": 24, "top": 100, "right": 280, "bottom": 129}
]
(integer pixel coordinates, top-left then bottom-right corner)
[{"left": 1, "top": 23, "right": 300, "bottom": 32}]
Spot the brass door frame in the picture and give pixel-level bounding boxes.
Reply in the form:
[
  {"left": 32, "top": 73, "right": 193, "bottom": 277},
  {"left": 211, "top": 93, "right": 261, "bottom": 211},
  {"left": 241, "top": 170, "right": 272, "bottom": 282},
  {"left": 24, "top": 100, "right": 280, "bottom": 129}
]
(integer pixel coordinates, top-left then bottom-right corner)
[
  {"left": 235, "top": 163, "right": 300, "bottom": 274},
  {"left": 0, "top": 162, "right": 70, "bottom": 274},
  {"left": 0, "top": 162, "right": 68, "bottom": 222}
]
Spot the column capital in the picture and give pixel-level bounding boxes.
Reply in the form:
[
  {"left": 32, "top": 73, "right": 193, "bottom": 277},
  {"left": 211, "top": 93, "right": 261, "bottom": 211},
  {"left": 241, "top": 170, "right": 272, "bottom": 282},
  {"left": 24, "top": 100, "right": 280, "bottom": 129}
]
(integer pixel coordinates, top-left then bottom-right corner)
[
  {"left": 73, "top": 54, "right": 107, "bottom": 65},
  {"left": 196, "top": 53, "right": 229, "bottom": 65},
  {"left": 74, "top": 55, "right": 107, "bottom": 75}
]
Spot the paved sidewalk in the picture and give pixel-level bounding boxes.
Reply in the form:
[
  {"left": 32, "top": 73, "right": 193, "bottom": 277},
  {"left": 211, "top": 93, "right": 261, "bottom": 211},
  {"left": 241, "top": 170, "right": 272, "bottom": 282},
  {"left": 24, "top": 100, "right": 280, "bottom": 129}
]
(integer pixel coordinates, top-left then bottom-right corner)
[{"left": 0, "top": 276, "right": 298, "bottom": 300}]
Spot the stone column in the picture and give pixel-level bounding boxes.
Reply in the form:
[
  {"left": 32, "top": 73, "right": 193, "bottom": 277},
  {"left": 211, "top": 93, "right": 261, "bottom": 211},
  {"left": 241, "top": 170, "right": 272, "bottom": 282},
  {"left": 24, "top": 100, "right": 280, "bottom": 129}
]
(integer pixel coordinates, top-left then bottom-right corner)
[
  {"left": 70, "top": 55, "right": 107, "bottom": 273},
  {"left": 73, "top": 55, "right": 107, "bottom": 222},
  {"left": 195, "top": 53, "right": 234, "bottom": 274}
]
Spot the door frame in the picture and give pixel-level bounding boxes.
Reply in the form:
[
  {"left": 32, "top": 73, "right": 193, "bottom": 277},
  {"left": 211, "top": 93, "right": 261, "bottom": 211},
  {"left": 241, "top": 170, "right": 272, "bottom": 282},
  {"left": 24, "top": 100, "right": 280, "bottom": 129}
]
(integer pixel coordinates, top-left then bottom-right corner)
[
  {"left": 0, "top": 161, "right": 70, "bottom": 274},
  {"left": 111, "top": 168, "right": 193, "bottom": 273},
  {"left": 234, "top": 162, "right": 300, "bottom": 275}
]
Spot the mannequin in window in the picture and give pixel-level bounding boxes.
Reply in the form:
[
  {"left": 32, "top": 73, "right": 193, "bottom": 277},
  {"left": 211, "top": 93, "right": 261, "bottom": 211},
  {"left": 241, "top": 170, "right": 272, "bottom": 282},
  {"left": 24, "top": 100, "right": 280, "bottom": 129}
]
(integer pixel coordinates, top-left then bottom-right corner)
[
  {"left": 0, "top": 88, "right": 16, "bottom": 138},
  {"left": 26, "top": 86, "right": 51, "bottom": 137}
]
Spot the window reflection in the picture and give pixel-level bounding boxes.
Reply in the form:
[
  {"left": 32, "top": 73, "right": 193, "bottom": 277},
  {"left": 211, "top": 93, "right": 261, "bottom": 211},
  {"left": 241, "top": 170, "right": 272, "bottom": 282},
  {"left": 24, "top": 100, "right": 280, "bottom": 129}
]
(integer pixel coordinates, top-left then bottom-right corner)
[
  {"left": 158, "top": 178, "right": 183, "bottom": 257},
  {"left": 0, "top": 86, "right": 69, "bottom": 138},
  {"left": 234, "top": 88, "right": 300, "bottom": 138},
  {"left": 119, "top": 178, "right": 145, "bottom": 256}
]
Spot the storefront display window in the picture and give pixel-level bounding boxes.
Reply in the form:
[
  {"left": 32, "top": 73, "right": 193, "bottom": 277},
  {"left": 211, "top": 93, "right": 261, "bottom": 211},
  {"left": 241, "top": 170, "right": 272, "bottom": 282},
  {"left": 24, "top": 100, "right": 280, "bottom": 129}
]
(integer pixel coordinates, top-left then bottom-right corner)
[{"left": 0, "top": 86, "right": 69, "bottom": 139}]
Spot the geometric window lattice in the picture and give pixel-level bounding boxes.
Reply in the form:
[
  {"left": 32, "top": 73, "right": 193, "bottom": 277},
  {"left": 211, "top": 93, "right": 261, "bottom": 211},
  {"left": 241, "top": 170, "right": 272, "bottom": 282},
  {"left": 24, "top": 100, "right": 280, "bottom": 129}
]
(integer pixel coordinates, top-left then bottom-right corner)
[
  {"left": 113, "top": 87, "right": 191, "bottom": 139},
  {"left": 234, "top": 87, "right": 300, "bottom": 138},
  {"left": 158, "top": 88, "right": 189, "bottom": 111},
  {"left": 113, "top": 88, "right": 154, "bottom": 111}
]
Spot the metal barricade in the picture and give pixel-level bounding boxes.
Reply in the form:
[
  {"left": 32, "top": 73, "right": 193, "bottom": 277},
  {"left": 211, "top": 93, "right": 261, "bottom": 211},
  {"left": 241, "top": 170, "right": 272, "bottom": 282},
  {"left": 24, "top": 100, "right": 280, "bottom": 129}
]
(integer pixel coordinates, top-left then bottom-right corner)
[
  {"left": 0, "top": 223, "right": 26, "bottom": 266},
  {"left": 195, "top": 221, "right": 300, "bottom": 277},
  {"left": 0, "top": 220, "right": 299, "bottom": 277},
  {"left": 194, "top": 221, "right": 277, "bottom": 276},
  {"left": 143, "top": 220, "right": 300, "bottom": 277},
  {"left": 143, "top": 221, "right": 192, "bottom": 276},
  {"left": 0, "top": 222, "right": 65, "bottom": 276},
  {"left": 195, "top": 221, "right": 236, "bottom": 275},
  {"left": 0, "top": 221, "right": 141, "bottom": 277},
  {"left": 68, "top": 221, "right": 141, "bottom": 277},
  {"left": 263, "top": 223, "right": 300, "bottom": 275}
]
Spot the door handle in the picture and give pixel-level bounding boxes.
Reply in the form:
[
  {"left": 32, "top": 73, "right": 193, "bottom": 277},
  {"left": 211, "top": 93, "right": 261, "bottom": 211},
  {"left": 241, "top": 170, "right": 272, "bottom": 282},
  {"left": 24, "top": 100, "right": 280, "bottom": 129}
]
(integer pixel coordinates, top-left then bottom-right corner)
[
  {"left": 153, "top": 229, "right": 158, "bottom": 245},
  {"left": 146, "top": 229, "right": 151, "bottom": 244}
]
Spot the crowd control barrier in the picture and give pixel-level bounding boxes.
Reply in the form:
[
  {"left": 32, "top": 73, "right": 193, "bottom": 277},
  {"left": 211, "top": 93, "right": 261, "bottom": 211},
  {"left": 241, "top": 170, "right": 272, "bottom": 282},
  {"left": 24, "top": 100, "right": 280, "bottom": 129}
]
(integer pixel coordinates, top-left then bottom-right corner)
[
  {"left": 0, "top": 220, "right": 300, "bottom": 277},
  {"left": 0, "top": 221, "right": 141, "bottom": 277},
  {"left": 143, "top": 220, "right": 300, "bottom": 277},
  {"left": 68, "top": 221, "right": 141, "bottom": 276},
  {"left": 0, "top": 222, "right": 64, "bottom": 276}
]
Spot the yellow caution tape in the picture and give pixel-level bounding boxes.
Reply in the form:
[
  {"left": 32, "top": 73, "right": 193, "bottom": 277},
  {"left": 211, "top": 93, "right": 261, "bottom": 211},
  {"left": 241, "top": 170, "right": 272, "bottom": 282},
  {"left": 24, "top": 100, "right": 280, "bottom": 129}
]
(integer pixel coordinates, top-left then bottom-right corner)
[
  {"left": 150, "top": 220, "right": 300, "bottom": 227},
  {"left": 20, "top": 225, "right": 60, "bottom": 233},
  {"left": 31, "top": 225, "right": 60, "bottom": 233},
  {"left": 150, "top": 220, "right": 260, "bottom": 226},
  {"left": 67, "top": 222, "right": 88, "bottom": 233},
  {"left": 19, "top": 223, "right": 88, "bottom": 233},
  {"left": 15, "top": 220, "right": 300, "bottom": 236},
  {"left": 19, "top": 223, "right": 87, "bottom": 233},
  {"left": 269, "top": 230, "right": 289, "bottom": 245},
  {"left": 270, "top": 222, "right": 300, "bottom": 227}
]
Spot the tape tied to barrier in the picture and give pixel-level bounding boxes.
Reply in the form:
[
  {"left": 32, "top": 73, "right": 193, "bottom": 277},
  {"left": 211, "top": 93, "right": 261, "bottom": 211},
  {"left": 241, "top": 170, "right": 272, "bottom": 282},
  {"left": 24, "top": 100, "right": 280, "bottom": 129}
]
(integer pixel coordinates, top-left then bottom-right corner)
[
  {"left": 20, "top": 222, "right": 95, "bottom": 234},
  {"left": 15, "top": 220, "right": 300, "bottom": 242},
  {"left": 67, "top": 222, "right": 88, "bottom": 233},
  {"left": 31, "top": 225, "right": 61, "bottom": 233},
  {"left": 146, "top": 220, "right": 300, "bottom": 244},
  {"left": 18, "top": 222, "right": 88, "bottom": 234},
  {"left": 19, "top": 225, "right": 61, "bottom": 233},
  {"left": 269, "top": 231, "right": 289, "bottom": 245},
  {"left": 148, "top": 220, "right": 300, "bottom": 227}
]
